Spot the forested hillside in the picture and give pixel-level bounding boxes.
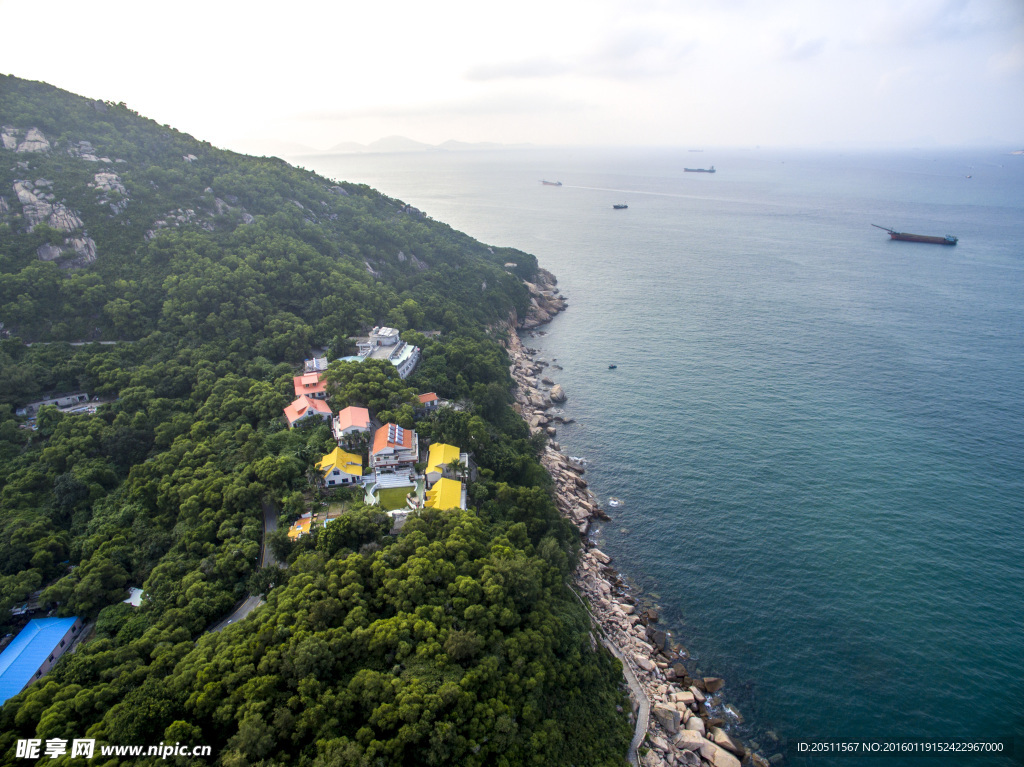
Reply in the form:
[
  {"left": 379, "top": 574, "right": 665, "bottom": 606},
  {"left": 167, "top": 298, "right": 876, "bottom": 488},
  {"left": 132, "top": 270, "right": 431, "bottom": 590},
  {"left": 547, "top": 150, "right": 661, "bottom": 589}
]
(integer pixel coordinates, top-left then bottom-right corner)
[{"left": 0, "top": 75, "right": 631, "bottom": 765}]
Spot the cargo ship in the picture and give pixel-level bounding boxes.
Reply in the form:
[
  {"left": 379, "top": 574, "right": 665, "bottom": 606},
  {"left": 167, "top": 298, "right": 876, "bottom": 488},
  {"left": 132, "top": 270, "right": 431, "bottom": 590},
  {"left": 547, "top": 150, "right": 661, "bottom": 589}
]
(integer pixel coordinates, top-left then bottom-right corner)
[
  {"left": 613, "top": 203, "right": 628, "bottom": 209},
  {"left": 540, "top": 180, "right": 562, "bottom": 186},
  {"left": 872, "top": 224, "right": 957, "bottom": 245},
  {"left": 684, "top": 166, "right": 715, "bottom": 173}
]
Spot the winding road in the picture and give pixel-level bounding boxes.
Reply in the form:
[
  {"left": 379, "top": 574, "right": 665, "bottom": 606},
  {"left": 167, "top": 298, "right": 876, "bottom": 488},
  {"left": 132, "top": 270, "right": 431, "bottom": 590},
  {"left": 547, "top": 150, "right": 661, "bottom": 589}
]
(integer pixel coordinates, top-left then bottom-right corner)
[{"left": 208, "top": 501, "right": 278, "bottom": 633}]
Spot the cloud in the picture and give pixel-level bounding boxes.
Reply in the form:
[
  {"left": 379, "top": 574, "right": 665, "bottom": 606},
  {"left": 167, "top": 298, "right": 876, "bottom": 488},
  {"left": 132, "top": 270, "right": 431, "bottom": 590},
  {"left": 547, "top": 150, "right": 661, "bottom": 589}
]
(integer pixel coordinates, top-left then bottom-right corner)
[
  {"left": 848, "top": 0, "right": 1024, "bottom": 49},
  {"left": 465, "top": 26, "right": 695, "bottom": 82},
  {"left": 297, "top": 92, "right": 592, "bottom": 122},
  {"left": 585, "top": 28, "right": 697, "bottom": 78},
  {"left": 771, "top": 33, "right": 826, "bottom": 62},
  {"left": 988, "top": 42, "right": 1024, "bottom": 74},
  {"left": 466, "top": 58, "right": 570, "bottom": 81}
]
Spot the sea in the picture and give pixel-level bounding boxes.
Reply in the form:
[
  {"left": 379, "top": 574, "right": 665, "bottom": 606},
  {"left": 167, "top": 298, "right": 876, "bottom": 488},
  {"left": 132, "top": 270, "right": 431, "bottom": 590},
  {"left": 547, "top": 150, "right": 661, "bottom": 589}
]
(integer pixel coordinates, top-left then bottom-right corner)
[{"left": 292, "top": 147, "right": 1024, "bottom": 766}]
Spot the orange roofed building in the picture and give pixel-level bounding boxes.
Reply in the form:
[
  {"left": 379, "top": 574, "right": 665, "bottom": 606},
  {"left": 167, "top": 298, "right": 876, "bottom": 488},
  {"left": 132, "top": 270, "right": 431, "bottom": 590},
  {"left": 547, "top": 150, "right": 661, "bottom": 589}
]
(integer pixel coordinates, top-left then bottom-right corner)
[
  {"left": 293, "top": 372, "right": 327, "bottom": 400},
  {"left": 333, "top": 406, "right": 372, "bottom": 442},
  {"left": 284, "top": 395, "right": 332, "bottom": 429},
  {"left": 370, "top": 423, "right": 419, "bottom": 471}
]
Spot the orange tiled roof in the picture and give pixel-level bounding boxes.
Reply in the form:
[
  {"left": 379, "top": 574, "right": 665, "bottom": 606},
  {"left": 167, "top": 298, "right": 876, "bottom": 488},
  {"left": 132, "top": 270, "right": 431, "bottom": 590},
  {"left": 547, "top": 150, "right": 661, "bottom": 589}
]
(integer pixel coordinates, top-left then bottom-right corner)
[
  {"left": 293, "top": 372, "right": 326, "bottom": 397},
  {"left": 418, "top": 392, "right": 439, "bottom": 404},
  {"left": 284, "top": 395, "right": 331, "bottom": 426},
  {"left": 371, "top": 423, "right": 414, "bottom": 455},
  {"left": 336, "top": 405, "right": 371, "bottom": 431}
]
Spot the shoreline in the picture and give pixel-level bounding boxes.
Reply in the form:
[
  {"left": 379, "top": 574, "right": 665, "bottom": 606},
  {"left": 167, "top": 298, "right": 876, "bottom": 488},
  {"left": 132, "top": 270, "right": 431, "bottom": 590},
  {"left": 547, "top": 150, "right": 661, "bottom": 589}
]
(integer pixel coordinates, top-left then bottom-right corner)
[{"left": 505, "top": 271, "right": 778, "bottom": 767}]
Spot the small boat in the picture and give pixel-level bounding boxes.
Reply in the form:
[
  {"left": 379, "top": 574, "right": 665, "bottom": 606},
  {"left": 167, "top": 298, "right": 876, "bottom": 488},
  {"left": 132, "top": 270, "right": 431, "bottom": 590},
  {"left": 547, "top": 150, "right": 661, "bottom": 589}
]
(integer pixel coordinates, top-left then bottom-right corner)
[
  {"left": 872, "top": 224, "right": 957, "bottom": 245},
  {"left": 608, "top": 364, "right": 617, "bottom": 369},
  {"left": 541, "top": 180, "right": 562, "bottom": 186},
  {"left": 684, "top": 166, "right": 715, "bottom": 173},
  {"left": 613, "top": 203, "right": 628, "bottom": 209}
]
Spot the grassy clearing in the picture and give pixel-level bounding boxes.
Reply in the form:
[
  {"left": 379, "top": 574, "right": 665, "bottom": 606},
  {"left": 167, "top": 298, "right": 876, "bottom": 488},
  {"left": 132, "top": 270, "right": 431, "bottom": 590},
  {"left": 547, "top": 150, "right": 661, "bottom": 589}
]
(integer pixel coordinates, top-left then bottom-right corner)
[{"left": 377, "top": 486, "right": 412, "bottom": 511}]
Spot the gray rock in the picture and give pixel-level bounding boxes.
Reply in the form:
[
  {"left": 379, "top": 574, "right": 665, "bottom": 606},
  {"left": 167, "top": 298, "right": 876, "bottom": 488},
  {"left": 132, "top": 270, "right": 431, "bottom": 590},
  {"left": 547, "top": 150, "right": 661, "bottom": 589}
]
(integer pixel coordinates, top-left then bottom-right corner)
[
  {"left": 36, "top": 243, "right": 62, "bottom": 261},
  {"left": 549, "top": 383, "right": 566, "bottom": 402},
  {"left": 649, "top": 734, "right": 670, "bottom": 753},
  {"left": 17, "top": 128, "right": 50, "bottom": 153},
  {"left": 672, "top": 730, "right": 705, "bottom": 751},
  {"left": 700, "top": 742, "right": 741, "bottom": 767},
  {"left": 684, "top": 716, "right": 705, "bottom": 736},
  {"left": 709, "top": 727, "right": 744, "bottom": 758},
  {"left": 676, "top": 749, "right": 701, "bottom": 767},
  {"left": 652, "top": 704, "right": 681, "bottom": 734}
]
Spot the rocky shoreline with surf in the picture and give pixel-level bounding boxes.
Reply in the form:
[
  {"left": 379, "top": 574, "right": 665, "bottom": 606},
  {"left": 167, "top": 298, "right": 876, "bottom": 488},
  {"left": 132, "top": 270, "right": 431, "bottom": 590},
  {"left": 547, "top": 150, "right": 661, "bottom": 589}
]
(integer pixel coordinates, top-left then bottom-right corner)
[{"left": 505, "top": 269, "right": 781, "bottom": 767}]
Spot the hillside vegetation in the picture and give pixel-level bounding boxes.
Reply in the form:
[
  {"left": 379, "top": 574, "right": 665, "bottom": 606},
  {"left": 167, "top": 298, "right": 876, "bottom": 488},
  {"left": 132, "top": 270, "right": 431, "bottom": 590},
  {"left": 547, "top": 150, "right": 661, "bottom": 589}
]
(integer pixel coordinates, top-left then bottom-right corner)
[{"left": 0, "top": 75, "right": 630, "bottom": 765}]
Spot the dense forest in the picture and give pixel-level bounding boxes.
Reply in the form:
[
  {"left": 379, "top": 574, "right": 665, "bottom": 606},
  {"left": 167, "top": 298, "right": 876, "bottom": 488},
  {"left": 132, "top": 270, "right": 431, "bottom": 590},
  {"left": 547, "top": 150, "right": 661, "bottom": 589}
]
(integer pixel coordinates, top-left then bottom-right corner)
[{"left": 0, "top": 75, "right": 631, "bottom": 765}]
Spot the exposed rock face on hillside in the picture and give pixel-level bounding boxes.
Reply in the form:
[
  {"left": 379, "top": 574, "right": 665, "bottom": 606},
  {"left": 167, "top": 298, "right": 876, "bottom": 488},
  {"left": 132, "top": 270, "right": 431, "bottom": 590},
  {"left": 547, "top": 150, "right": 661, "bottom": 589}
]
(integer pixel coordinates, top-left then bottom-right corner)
[
  {"left": 13, "top": 180, "right": 83, "bottom": 231},
  {"left": 521, "top": 268, "right": 568, "bottom": 329},
  {"left": 3, "top": 124, "right": 258, "bottom": 266},
  {"left": 17, "top": 127, "right": 51, "bottom": 153}
]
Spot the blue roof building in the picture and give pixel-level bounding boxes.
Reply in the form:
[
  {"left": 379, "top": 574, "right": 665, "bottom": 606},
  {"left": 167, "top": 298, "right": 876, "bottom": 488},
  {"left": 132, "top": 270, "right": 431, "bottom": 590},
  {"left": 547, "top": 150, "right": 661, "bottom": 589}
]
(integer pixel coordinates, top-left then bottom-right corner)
[{"left": 0, "top": 617, "right": 82, "bottom": 705}]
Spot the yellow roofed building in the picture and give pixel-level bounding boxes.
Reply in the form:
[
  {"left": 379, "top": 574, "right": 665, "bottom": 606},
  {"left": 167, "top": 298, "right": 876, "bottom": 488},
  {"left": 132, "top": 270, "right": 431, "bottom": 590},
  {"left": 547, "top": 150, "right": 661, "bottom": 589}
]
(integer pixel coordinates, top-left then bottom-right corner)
[
  {"left": 424, "top": 477, "right": 465, "bottom": 510},
  {"left": 316, "top": 447, "right": 363, "bottom": 488},
  {"left": 425, "top": 443, "right": 465, "bottom": 486}
]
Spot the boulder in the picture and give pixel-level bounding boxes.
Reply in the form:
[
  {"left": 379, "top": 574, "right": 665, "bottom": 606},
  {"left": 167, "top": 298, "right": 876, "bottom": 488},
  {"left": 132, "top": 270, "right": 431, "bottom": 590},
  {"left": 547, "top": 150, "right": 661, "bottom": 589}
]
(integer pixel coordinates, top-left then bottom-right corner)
[
  {"left": 549, "top": 384, "right": 566, "bottom": 402},
  {"left": 684, "top": 716, "right": 705, "bottom": 736},
  {"left": 703, "top": 677, "right": 725, "bottom": 693},
  {"left": 676, "top": 749, "right": 702, "bottom": 767},
  {"left": 675, "top": 690, "right": 695, "bottom": 705},
  {"left": 634, "top": 655, "right": 654, "bottom": 672},
  {"left": 672, "top": 730, "right": 705, "bottom": 751},
  {"left": 688, "top": 685, "right": 705, "bottom": 703},
  {"left": 709, "top": 727, "right": 745, "bottom": 758},
  {"left": 648, "top": 628, "right": 667, "bottom": 651},
  {"left": 749, "top": 754, "right": 770, "bottom": 767},
  {"left": 649, "top": 734, "right": 670, "bottom": 753},
  {"left": 699, "top": 741, "right": 741, "bottom": 767},
  {"left": 652, "top": 704, "right": 681, "bottom": 734},
  {"left": 590, "top": 548, "right": 611, "bottom": 565}
]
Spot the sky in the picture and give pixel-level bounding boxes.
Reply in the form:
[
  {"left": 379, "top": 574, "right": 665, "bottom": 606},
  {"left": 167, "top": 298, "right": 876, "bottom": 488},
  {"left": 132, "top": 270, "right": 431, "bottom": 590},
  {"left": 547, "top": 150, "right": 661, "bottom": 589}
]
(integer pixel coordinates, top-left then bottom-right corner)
[{"left": 1, "top": 0, "right": 1021, "bottom": 153}]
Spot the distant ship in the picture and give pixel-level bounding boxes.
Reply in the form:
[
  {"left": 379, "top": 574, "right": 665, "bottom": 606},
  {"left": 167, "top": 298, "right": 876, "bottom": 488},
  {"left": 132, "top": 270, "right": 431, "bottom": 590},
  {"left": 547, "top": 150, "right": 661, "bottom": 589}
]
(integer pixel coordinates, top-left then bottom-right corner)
[
  {"left": 684, "top": 166, "right": 715, "bottom": 173},
  {"left": 872, "top": 224, "right": 957, "bottom": 245},
  {"left": 541, "top": 180, "right": 562, "bottom": 186},
  {"left": 613, "top": 203, "right": 628, "bottom": 209}
]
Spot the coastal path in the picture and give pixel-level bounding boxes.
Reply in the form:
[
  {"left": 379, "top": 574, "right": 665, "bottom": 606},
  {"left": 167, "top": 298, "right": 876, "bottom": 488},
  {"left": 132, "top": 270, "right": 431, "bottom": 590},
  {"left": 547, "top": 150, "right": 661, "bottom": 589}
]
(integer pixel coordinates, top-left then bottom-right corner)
[
  {"left": 208, "top": 500, "right": 278, "bottom": 633},
  {"left": 569, "top": 585, "right": 649, "bottom": 766}
]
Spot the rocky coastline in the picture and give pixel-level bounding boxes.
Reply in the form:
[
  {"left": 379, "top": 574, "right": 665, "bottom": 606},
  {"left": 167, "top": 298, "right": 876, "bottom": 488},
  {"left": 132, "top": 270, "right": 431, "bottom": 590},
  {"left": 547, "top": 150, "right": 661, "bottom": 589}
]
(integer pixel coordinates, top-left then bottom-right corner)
[{"left": 505, "top": 270, "right": 778, "bottom": 767}]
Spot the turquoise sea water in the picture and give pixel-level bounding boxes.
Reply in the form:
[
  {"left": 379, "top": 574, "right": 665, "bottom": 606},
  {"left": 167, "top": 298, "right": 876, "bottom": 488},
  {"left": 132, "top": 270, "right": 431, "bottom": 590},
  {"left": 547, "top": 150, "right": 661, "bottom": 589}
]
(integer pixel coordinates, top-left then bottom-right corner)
[{"left": 295, "top": 147, "right": 1024, "bottom": 765}]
